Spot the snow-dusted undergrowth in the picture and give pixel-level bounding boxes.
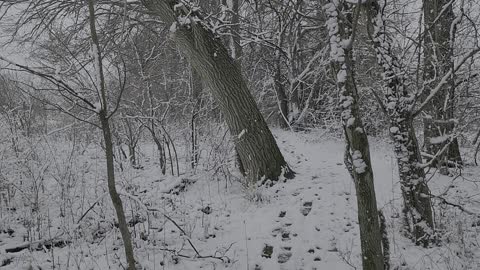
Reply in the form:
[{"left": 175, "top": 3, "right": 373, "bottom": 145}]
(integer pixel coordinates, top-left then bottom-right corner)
[{"left": 0, "top": 130, "right": 479, "bottom": 269}]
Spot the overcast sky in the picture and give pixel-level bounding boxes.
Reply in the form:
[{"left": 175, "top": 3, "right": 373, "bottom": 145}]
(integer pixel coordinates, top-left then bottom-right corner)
[{"left": 0, "top": 3, "right": 40, "bottom": 66}]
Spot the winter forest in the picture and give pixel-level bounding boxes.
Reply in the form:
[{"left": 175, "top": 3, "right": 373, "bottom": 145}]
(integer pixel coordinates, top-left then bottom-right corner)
[{"left": 0, "top": 0, "right": 480, "bottom": 269}]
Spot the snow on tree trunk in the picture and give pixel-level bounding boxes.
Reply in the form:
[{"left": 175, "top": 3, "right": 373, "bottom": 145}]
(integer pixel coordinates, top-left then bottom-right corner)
[
  {"left": 141, "top": 0, "right": 293, "bottom": 184},
  {"left": 368, "top": 0, "right": 434, "bottom": 247},
  {"left": 325, "top": 1, "right": 385, "bottom": 269}
]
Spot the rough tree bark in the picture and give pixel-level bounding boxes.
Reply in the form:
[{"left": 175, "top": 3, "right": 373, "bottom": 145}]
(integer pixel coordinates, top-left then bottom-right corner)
[
  {"left": 141, "top": 0, "right": 294, "bottom": 183},
  {"left": 367, "top": 0, "right": 434, "bottom": 246},
  {"left": 423, "top": 0, "right": 462, "bottom": 167},
  {"left": 325, "top": 1, "right": 385, "bottom": 269},
  {"left": 88, "top": 1, "right": 136, "bottom": 268},
  {"left": 222, "top": 0, "right": 247, "bottom": 175}
]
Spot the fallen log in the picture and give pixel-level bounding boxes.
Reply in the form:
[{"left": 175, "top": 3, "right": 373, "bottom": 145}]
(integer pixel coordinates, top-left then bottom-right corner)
[{"left": 5, "top": 237, "right": 70, "bottom": 253}]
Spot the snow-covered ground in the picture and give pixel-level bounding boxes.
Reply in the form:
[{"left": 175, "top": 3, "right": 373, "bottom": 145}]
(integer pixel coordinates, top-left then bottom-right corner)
[{"left": 0, "top": 129, "right": 479, "bottom": 269}]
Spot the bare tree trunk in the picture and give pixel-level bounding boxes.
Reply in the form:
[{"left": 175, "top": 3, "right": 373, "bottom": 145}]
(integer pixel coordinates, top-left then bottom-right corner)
[
  {"left": 326, "top": 2, "right": 385, "bottom": 269},
  {"left": 230, "top": 0, "right": 242, "bottom": 65},
  {"left": 123, "top": 118, "right": 139, "bottom": 167},
  {"left": 146, "top": 124, "right": 166, "bottom": 175},
  {"left": 423, "top": 0, "right": 462, "bottom": 167},
  {"left": 99, "top": 113, "right": 136, "bottom": 269},
  {"left": 274, "top": 54, "right": 289, "bottom": 129},
  {"left": 141, "top": 0, "right": 293, "bottom": 183},
  {"left": 88, "top": 1, "right": 136, "bottom": 268},
  {"left": 147, "top": 80, "right": 166, "bottom": 175},
  {"left": 368, "top": 0, "right": 434, "bottom": 246},
  {"left": 271, "top": 14, "right": 289, "bottom": 130},
  {"left": 190, "top": 65, "right": 201, "bottom": 170}
]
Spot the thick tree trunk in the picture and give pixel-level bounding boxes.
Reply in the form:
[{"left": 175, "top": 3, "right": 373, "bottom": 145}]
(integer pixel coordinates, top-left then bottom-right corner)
[
  {"left": 368, "top": 0, "right": 434, "bottom": 246},
  {"left": 228, "top": 0, "right": 247, "bottom": 176},
  {"left": 326, "top": 2, "right": 385, "bottom": 269},
  {"left": 141, "top": 0, "right": 293, "bottom": 183},
  {"left": 423, "top": 0, "right": 462, "bottom": 167}
]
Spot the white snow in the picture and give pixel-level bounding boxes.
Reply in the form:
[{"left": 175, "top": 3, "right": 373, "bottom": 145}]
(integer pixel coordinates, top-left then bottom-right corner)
[
  {"left": 352, "top": 150, "right": 367, "bottom": 174},
  {"left": 169, "top": 22, "right": 177, "bottom": 33},
  {"left": 346, "top": 117, "right": 355, "bottom": 127},
  {"left": 429, "top": 135, "right": 449, "bottom": 145},
  {"left": 93, "top": 101, "right": 101, "bottom": 113},
  {"left": 0, "top": 130, "right": 479, "bottom": 270},
  {"left": 336, "top": 68, "right": 347, "bottom": 83},
  {"left": 390, "top": 126, "right": 399, "bottom": 134},
  {"left": 54, "top": 64, "right": 61, "bottom": 76},
  {"left": 173, "top": 3, "right": 184, "bottom": 11},
  {"left": 238, "top": 129, "right": 247, "bottom": 139}
]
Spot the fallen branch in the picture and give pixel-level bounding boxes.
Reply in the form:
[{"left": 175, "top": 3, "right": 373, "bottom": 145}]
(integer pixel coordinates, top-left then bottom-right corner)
[
  {"left": 5, "top": 235, "right": 70, "bottom": 253},
  {"left": 77, "top": 192, "right": 108, "bottom": 224}
]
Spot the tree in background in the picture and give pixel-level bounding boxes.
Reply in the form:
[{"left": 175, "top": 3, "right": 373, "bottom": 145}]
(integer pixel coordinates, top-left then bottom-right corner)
[
  {"left": 242, "top": 0, "right": 329, "bottom": 130},
  {"left": 423, "top": 0, "right": 463, "bottom": 169}
]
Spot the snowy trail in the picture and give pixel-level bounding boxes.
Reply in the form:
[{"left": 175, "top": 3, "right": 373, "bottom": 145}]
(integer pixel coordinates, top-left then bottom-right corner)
[
  {"left": 184, "top": 131, "right": 374, "bottom": 270},
  {"left": 181, "top": 130, "right": 480, "bottom": 270}
]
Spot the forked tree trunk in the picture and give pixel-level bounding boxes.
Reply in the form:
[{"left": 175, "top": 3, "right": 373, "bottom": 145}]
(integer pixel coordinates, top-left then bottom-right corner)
[
  {"left": 141, "top": 0, "right": 293, "bottom": 183},
  {"left": 123, "top": 119, "right": 139, "bottom": 166},
  {"left": 368, "top": 0, "right": 434, "bottom": 246},
  {"left": 423, "top": 0, "right": 462, "bottom": 167},
  {"left": 326, "top": 2, "right": 385, "bottom": 269},
  {"left": 150, "top": 130, "right": 166, "bottom": 175}
]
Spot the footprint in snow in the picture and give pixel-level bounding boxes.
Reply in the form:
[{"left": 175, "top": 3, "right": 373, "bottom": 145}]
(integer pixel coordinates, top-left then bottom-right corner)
[
  {"left": 278, "top": 247, "right": 292, "bottom": 264},
  {"left": 271, "top": 223, "right": 291, "bottom": 238},
  {"left": 301, "top": 201, "right": 313, "bottom": 216},
  {"left": 271, "top": 227, "right": 282, "bottom": 237},
  {"left": 261, "top": 244, "right": 274, "bottom": 258}
]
